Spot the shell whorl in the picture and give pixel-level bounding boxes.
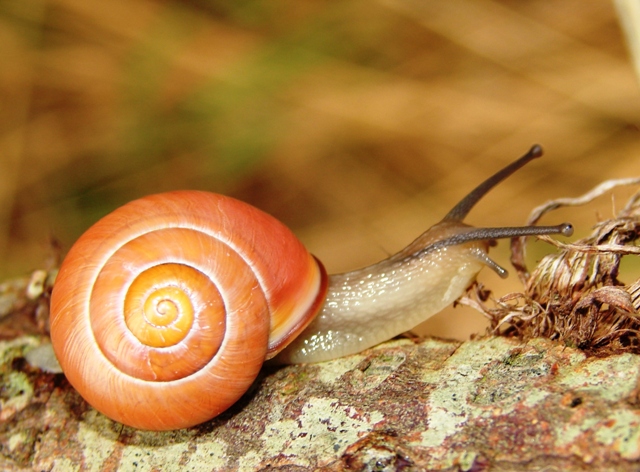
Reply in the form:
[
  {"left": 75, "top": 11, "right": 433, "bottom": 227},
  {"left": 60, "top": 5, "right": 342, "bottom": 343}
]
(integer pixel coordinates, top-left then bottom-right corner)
[{"left": 50, "top": 191, "right": 326, "bottom": 430}]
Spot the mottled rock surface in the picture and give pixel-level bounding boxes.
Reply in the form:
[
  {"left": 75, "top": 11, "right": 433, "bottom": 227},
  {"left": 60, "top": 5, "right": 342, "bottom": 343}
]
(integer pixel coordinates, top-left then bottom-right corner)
[{"left": 1, "top": 335, "right": 640, "bottom": 471}]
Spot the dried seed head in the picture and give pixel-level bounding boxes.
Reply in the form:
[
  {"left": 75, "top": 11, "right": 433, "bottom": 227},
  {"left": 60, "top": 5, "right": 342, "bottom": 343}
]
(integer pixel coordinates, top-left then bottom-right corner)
[{"left": 463, "top": 179, "right": 640, "bottom": 356}]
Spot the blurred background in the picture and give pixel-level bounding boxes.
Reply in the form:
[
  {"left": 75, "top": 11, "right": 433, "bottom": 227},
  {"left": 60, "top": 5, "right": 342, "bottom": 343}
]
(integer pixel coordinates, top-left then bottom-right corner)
[{"left": 2, "top": 0, "right": 640, "bottom": 339}]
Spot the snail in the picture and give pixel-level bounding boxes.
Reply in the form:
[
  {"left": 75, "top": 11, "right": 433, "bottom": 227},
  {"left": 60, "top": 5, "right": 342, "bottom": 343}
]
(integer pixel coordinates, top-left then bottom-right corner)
[{"left": 49, "top": 145, "right": 573, "bottom": 431}]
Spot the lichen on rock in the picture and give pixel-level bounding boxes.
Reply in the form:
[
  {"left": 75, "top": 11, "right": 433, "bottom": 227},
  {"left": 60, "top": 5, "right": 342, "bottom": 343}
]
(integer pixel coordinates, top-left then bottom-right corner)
[{"left": 1, "top": 334, "right": 640, "bottom": 471}]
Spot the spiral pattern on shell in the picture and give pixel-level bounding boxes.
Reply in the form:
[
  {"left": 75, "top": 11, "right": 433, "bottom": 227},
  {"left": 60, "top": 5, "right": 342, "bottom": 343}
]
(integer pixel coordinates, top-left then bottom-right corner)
[{"left": 50, "top": 191, "right": 327, "bottom": 430}]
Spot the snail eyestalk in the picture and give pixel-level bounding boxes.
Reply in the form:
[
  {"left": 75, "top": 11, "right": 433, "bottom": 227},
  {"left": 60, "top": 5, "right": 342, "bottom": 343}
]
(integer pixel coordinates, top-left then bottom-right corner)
[
  {"left": 416, "top": 223, "right": 574, "bottom": 257},
  {"left": 444, "top": 144, "right": 544, "bottom": 222},
  {"left": 426, "top": 223, "right": 574, "bottom": 278}
]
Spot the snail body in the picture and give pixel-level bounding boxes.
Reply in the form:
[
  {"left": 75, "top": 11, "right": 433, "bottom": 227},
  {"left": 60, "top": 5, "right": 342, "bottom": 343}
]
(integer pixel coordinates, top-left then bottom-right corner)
[
  {"left": 50, "top": 145, "right": 572, "bottom": 430},
  {"left": 277, "top": 221, "right": 490, "bottom": 364}
]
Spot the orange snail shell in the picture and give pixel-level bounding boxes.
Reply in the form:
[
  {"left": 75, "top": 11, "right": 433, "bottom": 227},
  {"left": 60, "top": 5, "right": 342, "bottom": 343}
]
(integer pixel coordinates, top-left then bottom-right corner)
[{"left": 50, "top": 191, "right": 327, "bottom": 431}]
